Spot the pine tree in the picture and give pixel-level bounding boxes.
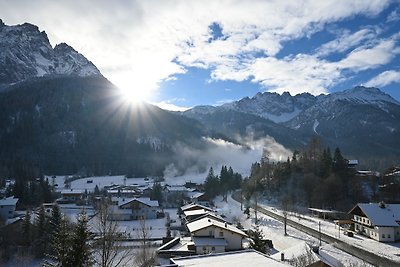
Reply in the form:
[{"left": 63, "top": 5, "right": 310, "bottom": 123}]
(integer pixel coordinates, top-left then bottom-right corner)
[
  {"left": 70, "top": 211, "right": 93, "bottom": 267},
  {"left": 204, "top": 167, "right": 220, "bottom": 198},
  {"left": 33, "top": 205, "right": 49, "bottom": 257},
  {"left": 248, "top": 225, "right": 269, "bottom": 254},
  {"left": 49, "top": 204, "right": 62, "bottom": 234},
  {"left": 22, "top": 209, "right": 32, "bottom": 246},
  {"left": 50, "top": 216, "right": 73, "bottom": 267}
]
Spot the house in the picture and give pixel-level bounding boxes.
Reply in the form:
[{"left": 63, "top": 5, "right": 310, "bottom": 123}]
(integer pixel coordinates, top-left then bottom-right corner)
[
  {"left": 163, "top": 185, "right": 195, "bottom": 207},
  {"left": 186, "top": 217, "right": 247, "bottom": 252},
  {"left": 183, "top": 209, "right": 210, "bottom": 223},
  {"left": 189, "top": 192, "right": 211, "bottom": 207},
  {"left": 109, "top": 197, "right": 159, "bottom": 220},
  {"left": 347, "top": 159, "right": 358, "bottom": 168},
  {"left": 60, "top": 189, "right": 86, "bottom": 203},
  {"left": 0, "top": 196, "right": 18, "bottom": 221},
  {"left": 181, "top": 203, "right": 213, "bottom": 213},
  {"left": 169, "top": 249, "right": 289, "bottom": 267},
  {"left": 348, "top": 202, "right": 400, "bottom": 242}
]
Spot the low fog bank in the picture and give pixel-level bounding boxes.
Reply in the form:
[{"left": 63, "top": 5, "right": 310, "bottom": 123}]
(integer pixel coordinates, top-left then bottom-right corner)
[{"left": 164, "top": 135, "right": 292, "bottom": 185}]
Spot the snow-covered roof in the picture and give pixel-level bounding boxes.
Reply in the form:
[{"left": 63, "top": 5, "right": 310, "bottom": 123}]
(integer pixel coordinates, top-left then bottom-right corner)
[
  {"left": 165, "top": 186, "right": 195, "bottom": 192},
  {"left": 348, "top": 159, "right": 358, "bottom": 165},
  {"left": 184, "top": 209, "right": 209, "bottom": 217},
  {"left": 350, "top": 203, "right": 400, "bottom": 227},
  {"left": 114, "top": 197, "right": 159, "bottom": 208},
  {"left": 61, "top": 189, "right": 85, "bottom": 195},
  {"left": 271, "top": 241, "right": 320, "bottom": 263},
  {"left": 190, "top": 192, "right": 205, "bottom": 199},
  {"left": 171, "top": 250, "right": 288, "bottom": 267},
  {"left": 181, "top": 203, "right": 213, "bottom": 212},
  {"left": 187, "top": 217, "right": 247, "bottom": 237},
  {"left": 190, "top": 212, "right": 229, "bottom": 224},
  {"left": 192, "top": 237, "right": 227, "bottom": 246},
  {"left": 0, "top": 196, "right": 18, "bottom": 206}
]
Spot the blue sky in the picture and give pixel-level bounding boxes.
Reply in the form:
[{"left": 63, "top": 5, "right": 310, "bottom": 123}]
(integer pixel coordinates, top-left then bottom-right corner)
[{"left": 1, "top": 0, "right": 400, "bottom": 110}]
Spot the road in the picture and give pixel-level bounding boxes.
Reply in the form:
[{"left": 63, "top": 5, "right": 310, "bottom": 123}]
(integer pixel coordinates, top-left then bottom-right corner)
[{"left": 231, "top": 191, "right": 399, "bottom": 267}]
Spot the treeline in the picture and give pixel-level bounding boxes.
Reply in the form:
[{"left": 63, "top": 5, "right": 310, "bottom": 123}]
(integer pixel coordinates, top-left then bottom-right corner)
[
  {"left": 243, "top": 138, "right": 368, "bottom": 211},
  {"left": 204, "top": 165, "right": 242, "bottom": 199},
  {"left": 7, "top": 175, "right": 53, "bottom": 208}
]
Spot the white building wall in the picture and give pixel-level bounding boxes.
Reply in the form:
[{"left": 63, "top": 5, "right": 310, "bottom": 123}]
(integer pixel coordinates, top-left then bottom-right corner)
[
  {"left": 192, "top": 226, "right": 243, "bottom": 250},
  {"left": 376, "top": 227, "right": 396, "bottom": 242}
]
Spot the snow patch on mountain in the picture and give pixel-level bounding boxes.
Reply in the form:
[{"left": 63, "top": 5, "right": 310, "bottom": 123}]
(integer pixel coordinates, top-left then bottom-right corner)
[
  {"left": 136, "top": 136, "right": 163, "bottom": 151},
  {"left": 313, "top": 119, "right": 319, "bottom": 134}
]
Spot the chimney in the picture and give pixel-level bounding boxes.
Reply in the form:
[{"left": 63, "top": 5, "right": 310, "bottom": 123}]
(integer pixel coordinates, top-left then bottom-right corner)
[
  {"left": 281, "top": 252, "right": 285, "bottom": 261},
  {"left": 224, "top": 222, "right": 227, "bottom": 228}
]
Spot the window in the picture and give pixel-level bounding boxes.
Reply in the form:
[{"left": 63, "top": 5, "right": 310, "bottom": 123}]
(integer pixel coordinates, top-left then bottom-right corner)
[
  {"left": 212, "top": 246, "right": 215, "bottom": 251},
  {"left": 388, "top": 234, "right": 391, "bottom": 238},
  {"left": 382, "top": 234, "right": 386, "bottom": 238},
  {"left": 219, "top": 231, "right": 224, "bottom": 237},
  {"left": 209, "top": 230, "right": 213, "bottom": 236}
]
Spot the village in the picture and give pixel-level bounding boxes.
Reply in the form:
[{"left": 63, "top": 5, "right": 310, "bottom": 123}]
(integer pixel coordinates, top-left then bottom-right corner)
[{"left": 1, "top": 167, "right": 400, "bottom": 267}]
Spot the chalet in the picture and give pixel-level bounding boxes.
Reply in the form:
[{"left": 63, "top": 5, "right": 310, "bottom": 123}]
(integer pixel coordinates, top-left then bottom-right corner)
[
  {"left": 60, "top": 189, "right": 86, "bottom": 203},
  {"left": 189, "top": 192, "right": 211, "bottom": 207},
  {"left": 186, "top": 217, "right": 247, "bottom": 252},
  {"left": 181, "top": 203, "right": 213, "bottom": 213},
  {"left": 163, "top": 185, "right": 196, "bottom": 207},
  {"left": 349, "top": 203, "right": 400, "bottom": 242},
  {"left": 109, "top": 197, "right": 159, "bottom": 220},
  {"left": 0, "top": 196, "right": 18, "bottom": 221}
]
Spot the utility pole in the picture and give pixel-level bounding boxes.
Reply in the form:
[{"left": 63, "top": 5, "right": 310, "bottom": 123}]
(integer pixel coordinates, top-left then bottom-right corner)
[
  {"left": 319, "top": 221, "right": 321, "bottom": 246},
  {"left": 240, "top": 191, "right": 243, "bottom": 211}
]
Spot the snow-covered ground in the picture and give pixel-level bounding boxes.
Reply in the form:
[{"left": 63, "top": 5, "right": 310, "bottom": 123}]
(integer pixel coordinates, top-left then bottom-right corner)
[
  {"left": 214, "top": 194, "right": 375, "bottom": 266},
  {"left": 257, "top": 200, "right": 400, "bottom": 264}
]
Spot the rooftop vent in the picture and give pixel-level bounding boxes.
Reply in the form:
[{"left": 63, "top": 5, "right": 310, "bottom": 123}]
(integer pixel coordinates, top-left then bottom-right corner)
[{"left": 379, "top": 201, "right": 386, "bottom": 209}]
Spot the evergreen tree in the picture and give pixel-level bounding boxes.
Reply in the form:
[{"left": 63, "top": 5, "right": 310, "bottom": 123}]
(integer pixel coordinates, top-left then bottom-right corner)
[
  {"left": 248, "top": 226, "right": 269, "bottom": 254},
  {"left": 50, "top": 216, "right": 73, "bottom": 267},
  {"left": 70, "top": 211, "right": 93, "bottom": 267},
  {"left": 22, "top": 209, "right": 32, "bottom": 246},
  {"left": 49, "top": 204, "right": 62, "bottom": 241},
  {"left": 34, "top": 205, "right": 49, "bottom": 257},
  {"left": 204, "top": 167, "right": 220, "bottom": 198},
  {"left": 150, "top": 182, "right": 163, "bottom": 204}
]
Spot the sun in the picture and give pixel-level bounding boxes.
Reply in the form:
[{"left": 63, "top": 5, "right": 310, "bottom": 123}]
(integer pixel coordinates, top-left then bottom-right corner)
[
  {"left": 118, "top": 86, "right": 148, "bottom": 104},
  {"left": 112, "top": 72, "right": 152, "bottom": 104}
]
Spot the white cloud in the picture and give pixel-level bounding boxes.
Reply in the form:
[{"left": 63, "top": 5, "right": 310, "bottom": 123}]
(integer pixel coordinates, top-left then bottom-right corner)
[
  {"left": 364, "top": 70, "right": 400, "bottom": 87},
  {"left": 338, "top": 39, "right": 399, "bottom": 71},
  {"left": 151, "top": 101, "right": 191, "bottom": 112},
  {"left": 0, "top": 0, "right": 392, "bottom": 98},
  {"left": 316, "top": 28, "right": 379, "bottom": 57}
]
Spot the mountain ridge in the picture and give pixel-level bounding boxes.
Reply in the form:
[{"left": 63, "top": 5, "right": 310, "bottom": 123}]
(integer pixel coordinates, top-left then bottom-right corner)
[{"left": 0, "top": 20, "right": 101, "bottom": 85}]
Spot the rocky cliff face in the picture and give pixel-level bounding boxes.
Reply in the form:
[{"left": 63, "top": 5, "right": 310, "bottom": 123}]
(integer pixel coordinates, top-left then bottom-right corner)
[{"left": 0, "top": 19, "right": 100, "bottom": 85}]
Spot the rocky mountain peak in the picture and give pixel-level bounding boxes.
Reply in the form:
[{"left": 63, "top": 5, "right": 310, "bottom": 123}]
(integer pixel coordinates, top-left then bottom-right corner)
[
  {"left": 321, "top": 86, "right": 399, "bottom": 105},
  {"left": 0, "top": 20, "right": 101, "bottom": 85}
]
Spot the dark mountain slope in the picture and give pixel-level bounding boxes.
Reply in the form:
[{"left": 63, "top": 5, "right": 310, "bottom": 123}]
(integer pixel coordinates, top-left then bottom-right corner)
[{"left": 0, "top": 76, "right": 205, "bottom": 177}]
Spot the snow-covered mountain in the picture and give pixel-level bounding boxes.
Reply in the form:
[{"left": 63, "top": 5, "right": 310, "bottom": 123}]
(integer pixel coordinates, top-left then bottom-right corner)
[
  {"left": 221, "top": 91, "right": 316, "bottom": 123},
  {"left": 0, "top": 19, "right": 101, "bottom": 85},
  {"left": 183, "top": 86, "right": 400, "bottom": 161}
]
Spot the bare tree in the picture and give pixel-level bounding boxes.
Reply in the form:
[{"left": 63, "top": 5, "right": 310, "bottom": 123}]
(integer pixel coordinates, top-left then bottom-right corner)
[
  {"left": 93, "top": 200, "right": 133, "bottom": 267},
  {"left": 134, "top": 218, "right": 155, "bottom": 267}
]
